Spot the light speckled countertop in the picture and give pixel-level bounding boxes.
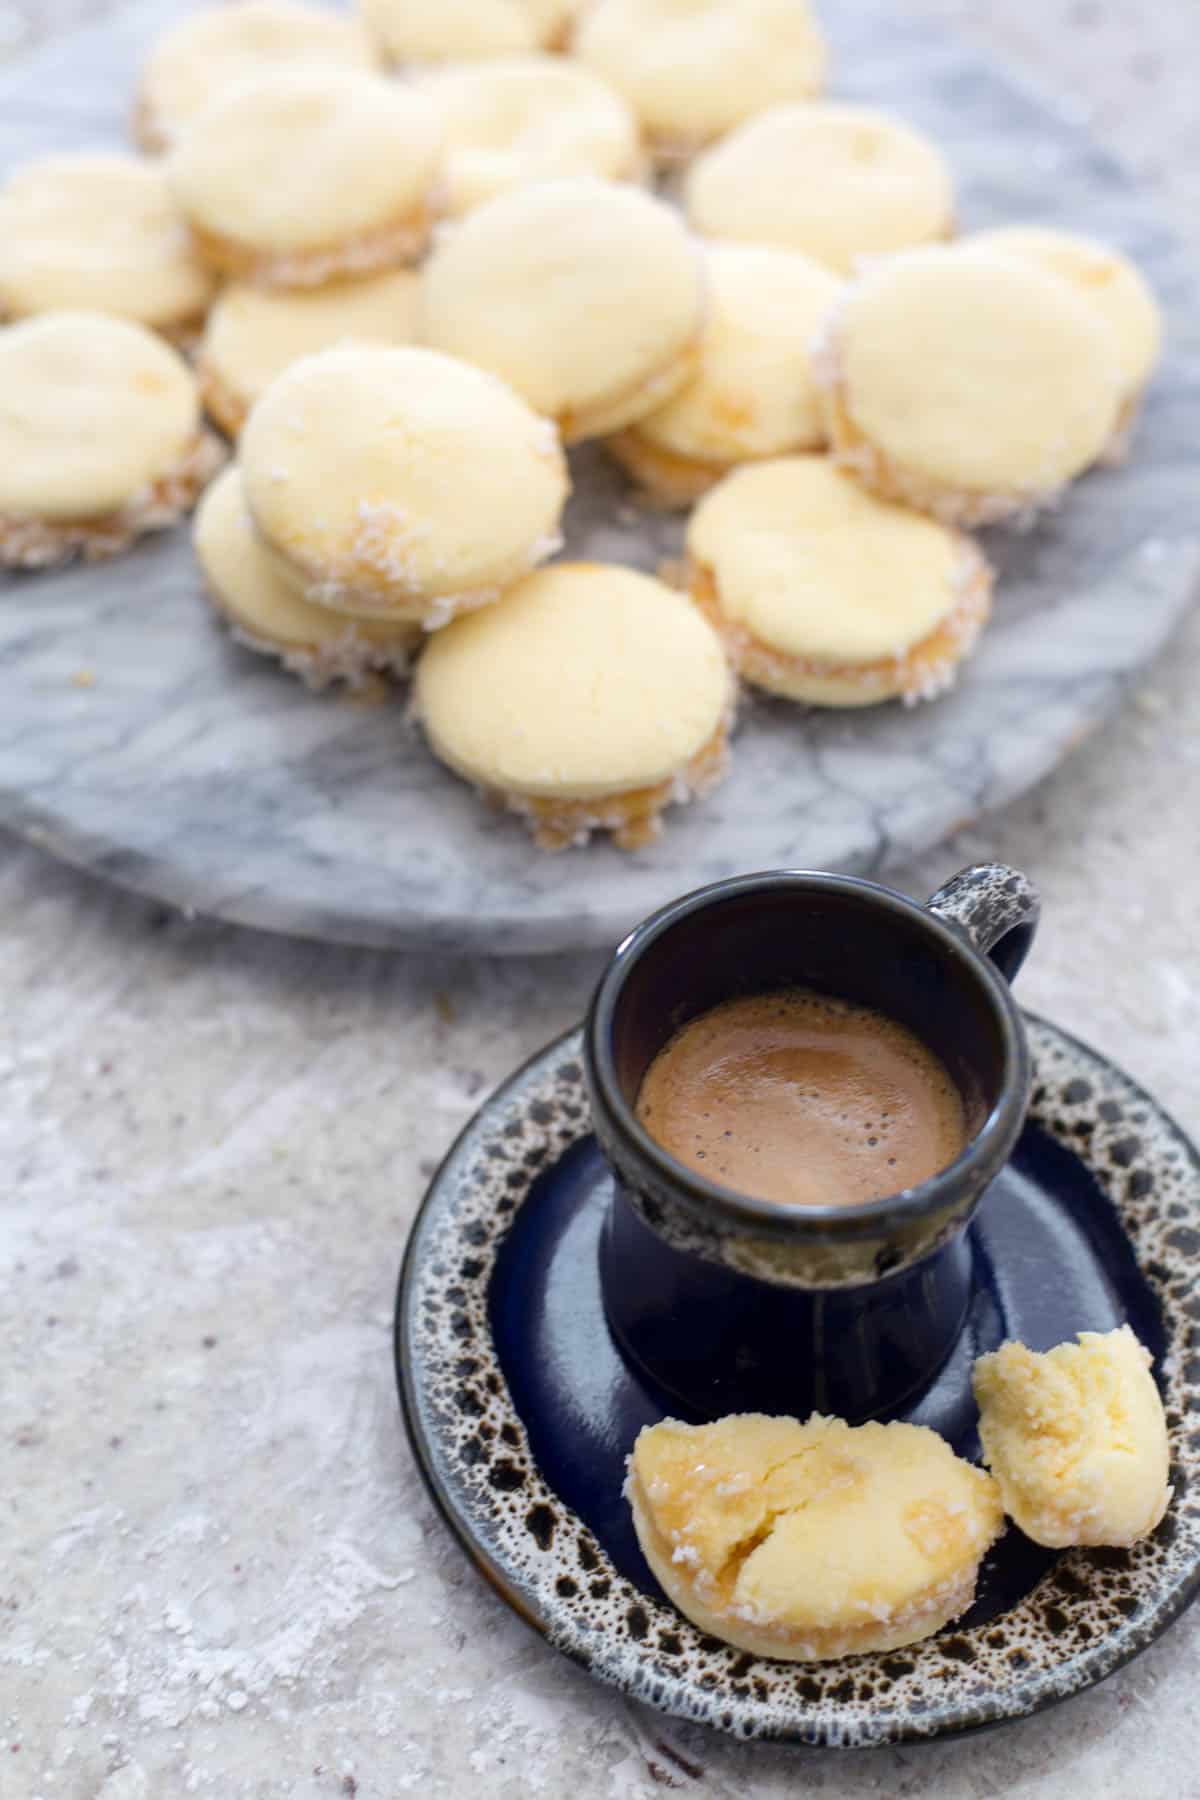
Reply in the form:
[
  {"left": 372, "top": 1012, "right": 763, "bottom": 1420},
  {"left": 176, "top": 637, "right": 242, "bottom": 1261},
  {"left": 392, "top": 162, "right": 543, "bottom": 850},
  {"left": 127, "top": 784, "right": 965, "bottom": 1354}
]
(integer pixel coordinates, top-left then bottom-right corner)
[{"left": 3, "top": 3, "right": 1200, "bottom": 1796}]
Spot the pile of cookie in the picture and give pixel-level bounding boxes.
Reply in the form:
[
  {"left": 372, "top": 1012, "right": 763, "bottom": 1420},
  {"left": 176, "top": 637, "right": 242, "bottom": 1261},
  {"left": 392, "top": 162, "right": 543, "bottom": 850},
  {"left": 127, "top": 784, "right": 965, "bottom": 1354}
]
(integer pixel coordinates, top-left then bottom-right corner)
[{"left": 0, "top": 0, "right": 1163, "bottom": 850}]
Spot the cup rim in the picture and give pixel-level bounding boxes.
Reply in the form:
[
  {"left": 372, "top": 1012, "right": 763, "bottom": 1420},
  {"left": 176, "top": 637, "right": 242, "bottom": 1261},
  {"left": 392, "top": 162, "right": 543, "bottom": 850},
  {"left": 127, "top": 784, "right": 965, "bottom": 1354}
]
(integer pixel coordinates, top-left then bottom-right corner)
[{"left": 584, "top": 869, "right": 1032, "bottom": 1237}]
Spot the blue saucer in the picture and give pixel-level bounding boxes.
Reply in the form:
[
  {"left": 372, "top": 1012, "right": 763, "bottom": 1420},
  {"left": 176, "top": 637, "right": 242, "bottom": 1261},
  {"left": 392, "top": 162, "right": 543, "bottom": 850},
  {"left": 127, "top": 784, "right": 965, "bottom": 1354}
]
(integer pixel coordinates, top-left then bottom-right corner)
[{"left": 395, "top": 1015, "right": 1200, "bottom": 1747}]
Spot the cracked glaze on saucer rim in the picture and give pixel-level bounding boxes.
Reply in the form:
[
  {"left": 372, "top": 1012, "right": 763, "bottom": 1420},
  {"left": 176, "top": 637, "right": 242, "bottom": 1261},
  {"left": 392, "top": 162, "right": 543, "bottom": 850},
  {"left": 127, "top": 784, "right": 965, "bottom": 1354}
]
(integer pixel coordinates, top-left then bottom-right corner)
[{"left": 395, "top": 1015, "right": 1200, "bottom": 1747}]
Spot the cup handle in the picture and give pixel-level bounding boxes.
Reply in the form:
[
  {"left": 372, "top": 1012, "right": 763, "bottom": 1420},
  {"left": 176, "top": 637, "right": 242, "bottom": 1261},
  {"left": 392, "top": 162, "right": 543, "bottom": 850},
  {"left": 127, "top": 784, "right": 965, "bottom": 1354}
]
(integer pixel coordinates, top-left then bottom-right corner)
[{"left": 925, "top": 863, "right": 1040, "bottom": 984}]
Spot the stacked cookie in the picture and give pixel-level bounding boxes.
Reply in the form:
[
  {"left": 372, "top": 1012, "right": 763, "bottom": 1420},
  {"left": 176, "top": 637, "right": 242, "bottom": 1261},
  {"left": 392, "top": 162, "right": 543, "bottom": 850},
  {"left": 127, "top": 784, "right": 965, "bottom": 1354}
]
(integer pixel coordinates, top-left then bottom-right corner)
[{"left": 0, "top": 0, "right": 1164, "bottom": 851}]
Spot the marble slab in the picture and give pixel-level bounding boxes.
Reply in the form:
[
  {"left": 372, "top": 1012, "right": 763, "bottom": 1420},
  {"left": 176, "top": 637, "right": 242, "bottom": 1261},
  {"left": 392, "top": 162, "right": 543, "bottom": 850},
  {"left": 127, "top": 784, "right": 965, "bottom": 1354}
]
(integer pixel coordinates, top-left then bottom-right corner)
[{"left": 0, "top": 0, "right": 1197, "bottom": 953}]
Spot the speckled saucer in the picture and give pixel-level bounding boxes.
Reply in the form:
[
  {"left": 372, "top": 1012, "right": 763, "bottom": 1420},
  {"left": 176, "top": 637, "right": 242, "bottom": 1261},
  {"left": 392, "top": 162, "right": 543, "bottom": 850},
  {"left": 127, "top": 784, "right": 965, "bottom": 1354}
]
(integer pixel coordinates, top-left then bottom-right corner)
[{"left": 395, "top": 1014, "right": 1200, "bottom": 1747}]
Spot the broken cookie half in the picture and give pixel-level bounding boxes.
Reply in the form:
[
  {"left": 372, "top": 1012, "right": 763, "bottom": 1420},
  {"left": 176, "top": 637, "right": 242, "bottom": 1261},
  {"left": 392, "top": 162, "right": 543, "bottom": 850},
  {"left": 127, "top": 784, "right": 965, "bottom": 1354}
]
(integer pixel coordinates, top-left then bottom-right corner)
[
  {"left": 973, "top": 1325, "right": 1170, "bottom": 1549},
  {"left": 626, "top": 1412, "right": 1003, "bottom": 1661}
]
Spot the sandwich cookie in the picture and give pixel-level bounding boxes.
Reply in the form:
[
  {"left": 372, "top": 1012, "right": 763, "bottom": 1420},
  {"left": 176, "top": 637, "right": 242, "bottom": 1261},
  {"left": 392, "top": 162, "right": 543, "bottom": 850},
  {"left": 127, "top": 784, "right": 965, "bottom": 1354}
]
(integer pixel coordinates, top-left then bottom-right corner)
[
  {"left": 685, "top": 102, "right": 955, "bottom": 274},
  {"left": 606, "top": 245, "right": 842, "bottom": 507},
  {"left": 239, "top": 344, "right": 568, "bottom": 625},
  {"left": 420, "top": 55, "right": 641, "bottom": 218},
  {"left": 167, "top": 69, "right": 443, "bottom": 288},
  {"left": 0, "top": 153, "right": 215, "bottom": 344},
  {"left": 685, "top": 457, "right": 992, "bottom": 707},
  {"left": 359, "top": 0, "right": 574, "bottom": 66},
  {"left": 198, "top": 269, "right": 419, "bottom": 437},
  {"left": 0, "top": 311, "right": 223, "bottom": 570},
  {"left": 974, "top": 1326, "right": 1171, "bottom": 1550},
  {"left": 194, "top": 467, "right": 420, "bottom": 689},
  {"left": 815, "top": 244, "right": 1124, "bottom": 526},
  {"left": 415, "top": 562, "right": 733, "bottom": 849},
  {"left": 627, "top": 1413, "right": 1004, "bottom": 1660},
  {"left": 968, "top": 224, "right": 1162, "bottom": 458},
  {"left": 134, "top": 0, "right": 377, "bottom": 153},
  {"left": 420, "top": 178, "right": 705, "bottom": 442},
  {"left": 572, "top": 0, "right": 827, "bottom": 161}
]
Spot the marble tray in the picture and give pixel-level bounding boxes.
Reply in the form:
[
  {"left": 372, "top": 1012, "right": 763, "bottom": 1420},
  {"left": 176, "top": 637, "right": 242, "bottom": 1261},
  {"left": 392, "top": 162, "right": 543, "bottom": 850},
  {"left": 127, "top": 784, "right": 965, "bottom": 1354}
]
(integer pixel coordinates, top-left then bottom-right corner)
[{"left": 1, "top": 0, "right": 1197, "bottom": 953}]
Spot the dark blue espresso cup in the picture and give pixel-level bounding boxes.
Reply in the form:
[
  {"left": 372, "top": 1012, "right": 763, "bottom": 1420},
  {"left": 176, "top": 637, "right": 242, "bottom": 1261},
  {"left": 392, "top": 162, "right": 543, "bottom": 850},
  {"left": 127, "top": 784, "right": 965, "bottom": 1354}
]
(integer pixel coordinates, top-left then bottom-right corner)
[{"left": 583, "top": 864, "right": 1039, "bottom": 1424}]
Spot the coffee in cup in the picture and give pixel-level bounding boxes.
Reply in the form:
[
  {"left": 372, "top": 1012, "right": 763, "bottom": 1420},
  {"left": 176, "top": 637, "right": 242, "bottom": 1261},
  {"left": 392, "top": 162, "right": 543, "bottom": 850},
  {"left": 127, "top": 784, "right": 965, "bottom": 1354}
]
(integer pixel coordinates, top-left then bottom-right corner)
[{"left": 635, "top": 987, "right": 966, "bottom": 1208}]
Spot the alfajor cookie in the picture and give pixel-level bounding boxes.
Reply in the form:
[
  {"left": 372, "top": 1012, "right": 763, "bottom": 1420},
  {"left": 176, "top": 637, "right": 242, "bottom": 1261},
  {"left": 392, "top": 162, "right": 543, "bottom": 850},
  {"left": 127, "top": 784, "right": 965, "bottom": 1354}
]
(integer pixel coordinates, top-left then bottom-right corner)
[
  {"left": 572, "top": 0, "right": 827, "bottom": 161},
  {"left": 685, "top": 103, "right": 955, "bottom": 274},
  {"left": 167, "top": 69, "right": 443, "bottom": 288},
  {"left": 360, "top": 0, "right": 574, "bottom": 66},
  {"left": 974, "top": 1326, "right": 1171, "bottom": 1550},
  {"left": 415, "top": 562, "right": 733, "bottom": 849},
  {"left": 627, "top": 1413, "right": 1004, "bottom": 1660},
  {"left": 968, "top": 225, "right": 1162, "bottom": 457},
  {"left": 0, "top": 312, "right": 223, "bottom": 570},
  {"left": 685, "top": 457, "right": 992, "bottom": 706},
  {"left": 420, "top": 178, "right": 705, "bottom": 442},
  {"left": 239, "top": 344, "right": 568, "bottom": 625},
  {"left": 816, "top": 244, "right": 1125, "bottom": 526},
  {"left": 198, "top": 269, "right": 419, "bottom": 437},
  {"left": 0, "top": 153, "right": 215, "bottom": 343},
  {"left": 135, "top": 0, "right": 378, "bottom": 153},
  {"left": 194, "top": 466, "right": 420, "bottom": 689},
  {"left": 420, "top": 55, "right": 641, "bottom": 218},
  {"left": 606, "top": 245, "right": 842, "bottom": 507}
]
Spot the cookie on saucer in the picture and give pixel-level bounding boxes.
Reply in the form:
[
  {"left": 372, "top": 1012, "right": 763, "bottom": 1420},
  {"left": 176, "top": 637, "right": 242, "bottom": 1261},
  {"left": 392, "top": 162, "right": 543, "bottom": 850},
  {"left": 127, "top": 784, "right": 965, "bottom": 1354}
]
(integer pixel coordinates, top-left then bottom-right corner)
[
  {"left": 606, "top": 245, "right": 842, "bottom": 507},
  {"left": 0, "top": 152, "right": 215, "bottom": 344},
  {"left": 167, "top": 68, "right": 443, "bottom": 287},
  {"left": 420, "top": 55, "right": 641, "bottom": 218},
  {"left": 239, "top": 344, "right": 568, "bottom": 625},
  {"left": 968, "top": 225, "right": 1162, "bottom": 458},
  {"left": 815, "top": 244, "right": 1124, "bottom": 525},
  {"left": 198, "top": 269, "right": 419, "bottom": 437},
  {"left": 685, "top": 457, "right": 992, "bottom": 706},
  {"left": 360, "top": 0, "right": 574, "bottom": 66},
  {"left": 974, "top": 1326, "right": 1171, "bottom": 1549},
  {"left": 0, "top": 312, "right": 223, "bottom": 570},
  {"left": 135, "top": 0, "right": 377, "bottom": 153},
  {"left": 415, "top": 562, "right": 733, "bottom": 849},
  {"left": 194, "top": 466, "right": 420, "bottom": 689},
  {"left": 627, "top": 1413, "right": 1004, "bottom": 1660},
  {"left": 572, "top": 0, "right": 827, "bottom": 161},
  {"left": 685, "top": 103, "right": 955, "bottom": 274},
  {"left": 420, "top": 178, "right": 705, "bottom": 442}
]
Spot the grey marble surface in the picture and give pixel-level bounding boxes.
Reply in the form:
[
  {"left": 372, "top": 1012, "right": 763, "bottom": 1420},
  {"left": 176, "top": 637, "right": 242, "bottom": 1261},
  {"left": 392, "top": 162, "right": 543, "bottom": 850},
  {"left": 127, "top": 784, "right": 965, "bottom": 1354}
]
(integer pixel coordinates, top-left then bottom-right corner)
[
  {"left": 1, "top": 0, "right": 1197, "bottom": 950},
  {"left": 3, "top": 4, "right": 1200, "bottom": 1799}
]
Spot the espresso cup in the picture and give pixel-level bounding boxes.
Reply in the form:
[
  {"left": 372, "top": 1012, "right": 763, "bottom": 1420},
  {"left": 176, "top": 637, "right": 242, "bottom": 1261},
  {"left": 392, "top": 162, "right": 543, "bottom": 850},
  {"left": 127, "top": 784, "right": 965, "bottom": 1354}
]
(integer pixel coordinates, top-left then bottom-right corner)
[{"left": 584, "top": 864, "right": 1039, "bottom": 1423}]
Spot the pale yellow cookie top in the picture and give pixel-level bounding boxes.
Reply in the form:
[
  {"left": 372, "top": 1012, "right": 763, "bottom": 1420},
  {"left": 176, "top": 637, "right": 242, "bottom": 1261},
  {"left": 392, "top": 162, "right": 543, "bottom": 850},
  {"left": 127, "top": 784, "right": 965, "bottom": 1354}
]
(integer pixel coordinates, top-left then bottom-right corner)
[
  {"left": 194, "top": 466, "right": 418, "bottom": 651},
  {"left": 360, "top": 0, "right": 573, "bottom": 63},
  {"left": 685, "top": 102, "right": 955, "bottom": 274},
  {"left": 633, "top": 245, "right": 842, "bottom": 462},
  {"left": 201, "top": 270, "right": 419, "bottom": 423},
  {"left": 419, "top": 55, "right": 640, "bottom": 217},
  {"left": 416, "top": 562, "right": 732, "bottom": 800},
  {"left": 0, "top": 311, "right": 200, "bottom": 522},
  {"left": 974, "top": 1326, "right": 1171, "bottom": 1549},
  {"left": 240, "top": 344, "right": 568, "bottom": 604},
  {"left": 420, "top": 178, "right": 704, "bottom": 425},
  {"left": 139, "top": 0, "right": 377, "bottom": 146},
  {"left": 629, "top": 1413, "right": 1002, "bottom": 1641},
  {"left": 968, "top": 224, "right": 1162, "bottom": 399},
  {"left": 167, "top": 68, "right": 443, "bottom": 254},
  {"left": 687, "top": 456, "right": 967, "bottom": 663},
  {"left": 572, "top": 0, "right": 827, "bottom": 145},
  {"left": 0, "top": 152, "right": 215, "bottom": 330},
  {"left": 829, "top": 245, "right": 1124, "bottom": 496}
]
